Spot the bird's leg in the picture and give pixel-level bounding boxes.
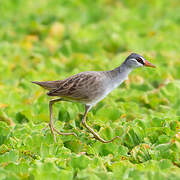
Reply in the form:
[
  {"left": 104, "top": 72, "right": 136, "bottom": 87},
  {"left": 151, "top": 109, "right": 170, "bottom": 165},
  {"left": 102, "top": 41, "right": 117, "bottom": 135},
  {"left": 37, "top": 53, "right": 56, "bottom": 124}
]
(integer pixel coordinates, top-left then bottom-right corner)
[
  {"left": 48, "top": 98, "right": 77, "bottom": 142},
  {"left": 49, "top": 98, "right": 61, "bottom": 142},
  {"left": 81, "top": 105, "right": 120, "bottom": 143},
  {"left": 41, "top": 124, "right": 49, "bottom": 131}
]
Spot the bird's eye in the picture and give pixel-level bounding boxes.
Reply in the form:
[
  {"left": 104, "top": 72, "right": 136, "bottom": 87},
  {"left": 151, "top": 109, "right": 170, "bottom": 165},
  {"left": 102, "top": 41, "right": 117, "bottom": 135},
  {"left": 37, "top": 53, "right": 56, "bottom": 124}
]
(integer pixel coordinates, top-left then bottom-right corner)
[{"left": 136, "top": 57, "right": 144, "bottom": 65}]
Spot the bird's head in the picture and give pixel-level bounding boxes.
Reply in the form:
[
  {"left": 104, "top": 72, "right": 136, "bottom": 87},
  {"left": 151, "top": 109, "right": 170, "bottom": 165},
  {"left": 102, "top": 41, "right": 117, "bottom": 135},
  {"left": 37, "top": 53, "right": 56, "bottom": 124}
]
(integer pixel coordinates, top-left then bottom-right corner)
[{"left": 124, "top": 53, "right": 156, "bottom": 69}]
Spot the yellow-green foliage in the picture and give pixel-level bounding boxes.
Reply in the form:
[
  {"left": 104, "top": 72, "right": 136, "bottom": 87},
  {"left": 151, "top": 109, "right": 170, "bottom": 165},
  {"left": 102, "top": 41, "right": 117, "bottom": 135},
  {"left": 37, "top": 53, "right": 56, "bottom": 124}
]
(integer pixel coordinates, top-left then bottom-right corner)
[{"left": 0, "top": 0, "right": 180, "bottom": 179}]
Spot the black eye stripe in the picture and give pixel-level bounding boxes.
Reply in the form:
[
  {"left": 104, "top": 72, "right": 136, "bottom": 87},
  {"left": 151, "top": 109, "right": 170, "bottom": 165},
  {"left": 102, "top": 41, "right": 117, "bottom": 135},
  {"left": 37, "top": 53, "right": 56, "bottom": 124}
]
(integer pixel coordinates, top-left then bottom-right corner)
[{"left": 136, "top": 58, "right": 144, "bottom": 65}]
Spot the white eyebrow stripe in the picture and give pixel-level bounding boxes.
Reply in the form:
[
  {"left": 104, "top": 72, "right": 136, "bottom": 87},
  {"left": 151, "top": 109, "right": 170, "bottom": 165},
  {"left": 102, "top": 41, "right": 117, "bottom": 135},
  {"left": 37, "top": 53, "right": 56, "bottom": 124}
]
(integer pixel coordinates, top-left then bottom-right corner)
[
  {"left": 142, "top": 57, "right": 145, "bottom": 62},
  {"left": 131, "top": 58, "right": 137, "bottom": 62}
]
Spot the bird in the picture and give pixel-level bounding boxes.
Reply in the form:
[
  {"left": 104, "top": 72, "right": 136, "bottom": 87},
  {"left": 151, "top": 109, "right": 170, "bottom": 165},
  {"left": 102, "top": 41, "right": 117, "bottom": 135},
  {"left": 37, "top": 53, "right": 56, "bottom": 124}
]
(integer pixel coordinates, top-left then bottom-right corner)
[{"left": 32, "top": 53, "right": 156, "bottom": 143}]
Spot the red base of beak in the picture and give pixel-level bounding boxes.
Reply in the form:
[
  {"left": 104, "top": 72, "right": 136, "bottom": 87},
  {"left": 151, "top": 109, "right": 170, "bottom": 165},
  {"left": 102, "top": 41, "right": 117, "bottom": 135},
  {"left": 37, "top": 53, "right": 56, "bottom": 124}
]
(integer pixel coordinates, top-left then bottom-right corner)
[{"left": 144, "top": 60, "right": 156, "bottom": 68}]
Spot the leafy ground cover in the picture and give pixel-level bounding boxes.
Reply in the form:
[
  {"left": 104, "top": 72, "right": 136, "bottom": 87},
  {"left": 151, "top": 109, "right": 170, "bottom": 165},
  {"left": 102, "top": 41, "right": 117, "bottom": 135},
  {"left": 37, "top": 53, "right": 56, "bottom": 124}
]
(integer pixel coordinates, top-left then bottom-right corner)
[{"left": 0, "top": 0, "right": 180, "bottom": 179}]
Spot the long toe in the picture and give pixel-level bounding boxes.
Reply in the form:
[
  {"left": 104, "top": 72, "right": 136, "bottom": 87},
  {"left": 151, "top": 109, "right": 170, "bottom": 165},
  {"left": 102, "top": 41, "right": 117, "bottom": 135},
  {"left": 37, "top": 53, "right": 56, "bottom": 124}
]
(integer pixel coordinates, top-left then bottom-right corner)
[
  {"left": 53, "top": 135, "right": 57, "bottom": 143},
  {"left": 106, "top": 136, "right": 120, "bottom": 143},
  {"left": 72, "top": 132, "right": 78, "bottom": 137},
  {"left": 41, "top": 124, "right": 49, "bottom": 132},
  {"left": 95, "top": 135, "right": 120, "bottom": 143},
  {"left": 53, "top": 128, "right": 77, "bottom": 137}
]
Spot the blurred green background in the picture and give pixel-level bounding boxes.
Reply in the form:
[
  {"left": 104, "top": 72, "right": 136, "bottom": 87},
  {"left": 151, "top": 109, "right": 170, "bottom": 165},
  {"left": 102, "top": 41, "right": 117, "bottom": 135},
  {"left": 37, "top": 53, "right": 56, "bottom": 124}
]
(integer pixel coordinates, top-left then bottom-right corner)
[{"left": 0, "top": 0, "right": 180, "bottom": 179}]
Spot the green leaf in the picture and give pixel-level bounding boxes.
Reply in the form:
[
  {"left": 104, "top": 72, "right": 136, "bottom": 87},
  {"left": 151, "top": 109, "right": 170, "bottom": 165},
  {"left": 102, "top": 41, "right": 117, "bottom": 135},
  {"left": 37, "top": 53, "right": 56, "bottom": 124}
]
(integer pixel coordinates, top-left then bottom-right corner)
[
  {"left": 158, "top": 159, "right": 173, "bottom": 170},
  {"left": 15, "top": 112, "right": 29, "bottom": 123},
  {"left": 70, "top": 155, "right": 90, "bottom": 170},
  {"left": 0, "top": 150, "right": 19, "bottom": 163}
]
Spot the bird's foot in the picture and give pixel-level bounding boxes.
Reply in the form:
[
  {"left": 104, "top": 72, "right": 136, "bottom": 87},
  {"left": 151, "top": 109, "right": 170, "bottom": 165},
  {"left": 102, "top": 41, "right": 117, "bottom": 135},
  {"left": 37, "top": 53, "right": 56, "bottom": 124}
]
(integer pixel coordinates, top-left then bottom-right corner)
[
  {"left": 53, "top": 127, "right": 77, "bottom": 137},
  {"left": 49, "top": 123, "right": 57, "bottom": 143},
  {"left": 41, "top": 124, "right": 49, "bottom": 132},
  {"left": 41, "top": 124, "right": 77, "bottom": 142},
  {"left": 90, "top": 134, "right": 120, "bottom": 143}
]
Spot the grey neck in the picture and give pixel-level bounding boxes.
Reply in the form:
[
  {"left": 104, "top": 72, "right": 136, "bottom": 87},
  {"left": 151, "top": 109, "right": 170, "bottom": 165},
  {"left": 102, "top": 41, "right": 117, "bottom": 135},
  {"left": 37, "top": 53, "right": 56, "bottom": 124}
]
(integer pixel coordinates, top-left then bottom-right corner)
[
  {"left": 114, "top": 62, "right": 132, "bottom": 74},
  {"left": 107, "top": 63, "right": 133, "bottom": 85}
]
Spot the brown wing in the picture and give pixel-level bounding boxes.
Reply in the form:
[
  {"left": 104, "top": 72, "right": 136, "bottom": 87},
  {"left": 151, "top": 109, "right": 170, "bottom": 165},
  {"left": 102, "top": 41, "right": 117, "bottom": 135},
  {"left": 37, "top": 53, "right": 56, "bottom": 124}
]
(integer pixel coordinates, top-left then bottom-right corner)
[{"left": 47, "top": 71, "right": 105, "bottom": 102}]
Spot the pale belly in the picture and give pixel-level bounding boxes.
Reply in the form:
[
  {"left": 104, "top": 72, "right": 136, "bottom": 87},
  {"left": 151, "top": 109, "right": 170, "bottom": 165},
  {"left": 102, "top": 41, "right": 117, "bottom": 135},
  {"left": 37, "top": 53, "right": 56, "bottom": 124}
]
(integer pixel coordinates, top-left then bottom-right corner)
[{"left": 87, "top": 77, "right": 127, "bottom": 106}]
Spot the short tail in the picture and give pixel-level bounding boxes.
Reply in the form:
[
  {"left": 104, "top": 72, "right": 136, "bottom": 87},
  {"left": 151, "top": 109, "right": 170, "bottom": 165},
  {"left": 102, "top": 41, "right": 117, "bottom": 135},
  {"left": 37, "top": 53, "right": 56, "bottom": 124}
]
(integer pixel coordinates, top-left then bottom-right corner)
[{"left": 32, "top": 81, "right": 61, "bottom": 91}]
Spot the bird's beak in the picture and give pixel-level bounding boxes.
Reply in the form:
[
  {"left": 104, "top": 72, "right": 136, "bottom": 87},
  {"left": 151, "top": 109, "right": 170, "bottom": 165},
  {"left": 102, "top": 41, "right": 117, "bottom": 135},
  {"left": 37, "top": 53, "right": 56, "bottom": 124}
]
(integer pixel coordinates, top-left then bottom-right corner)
[{"left": 144, "top": 60, "right": 156, "bottom": 68}]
